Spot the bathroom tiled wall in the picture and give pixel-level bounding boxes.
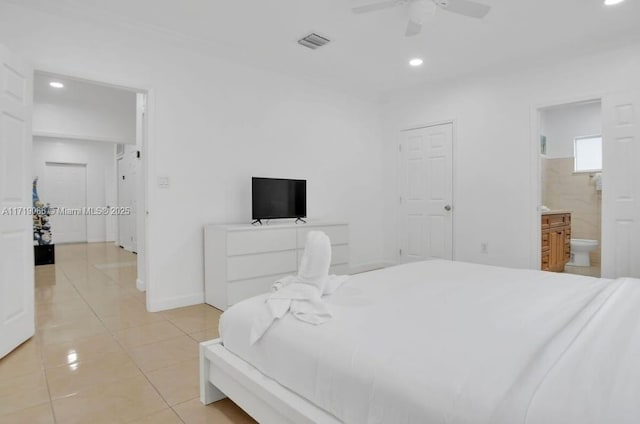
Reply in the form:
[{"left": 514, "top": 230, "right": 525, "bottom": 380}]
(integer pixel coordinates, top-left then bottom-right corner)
[{"left": 542, "top": 157, "right": 601, "bottom": 265}]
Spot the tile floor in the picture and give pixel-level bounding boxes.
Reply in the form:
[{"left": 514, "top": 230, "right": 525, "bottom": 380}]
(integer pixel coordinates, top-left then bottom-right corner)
[
  {"left": 0, "top": 242, "right": 256, "bottom": 424},
  {"left": 564, "top": 264, "right": 601, "bottom": 278}
]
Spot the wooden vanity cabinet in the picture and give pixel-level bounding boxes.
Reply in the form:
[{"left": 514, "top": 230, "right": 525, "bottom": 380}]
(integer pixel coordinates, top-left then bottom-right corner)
[{"left": 541, "top": 213, "right": 571, "bottom": 272}]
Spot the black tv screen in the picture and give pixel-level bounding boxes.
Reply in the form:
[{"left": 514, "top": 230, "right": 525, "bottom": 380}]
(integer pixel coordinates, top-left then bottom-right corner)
[{"left": 252, "top": 177, "right": 306, "bottom": 220}]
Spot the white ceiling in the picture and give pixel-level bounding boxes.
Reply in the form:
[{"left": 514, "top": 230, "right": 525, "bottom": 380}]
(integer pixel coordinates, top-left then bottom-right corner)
[
  {"left": 14, "top": 0, "right": 640, "bottom": 94},
  {"left": 34, "top": 72, "right": 137, "bottom": 107},
  {"left": 33, "top": 72, "right": 137, "bottom": 142}
]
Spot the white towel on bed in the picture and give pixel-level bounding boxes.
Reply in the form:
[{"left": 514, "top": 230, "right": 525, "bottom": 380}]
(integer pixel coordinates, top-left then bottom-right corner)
[{"left": 249, "top": 231, "right": 348, "bottom": 344}]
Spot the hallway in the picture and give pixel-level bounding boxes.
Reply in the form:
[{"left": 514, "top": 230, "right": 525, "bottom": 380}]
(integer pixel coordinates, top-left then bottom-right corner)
[{"left": 0, "top": 243, "right": 254, "bottom": 423}]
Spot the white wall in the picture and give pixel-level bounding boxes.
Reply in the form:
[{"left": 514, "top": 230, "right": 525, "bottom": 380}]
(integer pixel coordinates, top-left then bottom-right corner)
[
  {"left": 381, "top": 42, "right": 640, "bottom": 269},
  {"left": 33, "top": 73, "right": 137, "bottom": 144},
  {"left": 33, "top": 137, "right": 117, "bottom": 243},
  {"left": 0, "top": 2, "right": 385, "bottom": 311},
  {"left": 541, "top": 102, "right": 602, "bottom": 159}
]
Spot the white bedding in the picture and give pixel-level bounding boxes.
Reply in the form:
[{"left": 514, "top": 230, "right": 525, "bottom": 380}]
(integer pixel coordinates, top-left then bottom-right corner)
[{"left": 219, "top": 260, "right": 640, "bottom": 424}]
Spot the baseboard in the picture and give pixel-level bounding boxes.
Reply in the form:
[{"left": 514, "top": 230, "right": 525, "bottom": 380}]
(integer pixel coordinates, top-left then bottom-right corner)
[
  {"left": 87, "top": 237, "right": 109, "bottom": 243},
  {"left": 349, "top": 261, "right": 395, "bottom": 275},
  {"left": 147, "top": 292, "right": 205, "bottom": 312},
  {"left": 136, "top": 278, "right": 146, "bottom": 292}
]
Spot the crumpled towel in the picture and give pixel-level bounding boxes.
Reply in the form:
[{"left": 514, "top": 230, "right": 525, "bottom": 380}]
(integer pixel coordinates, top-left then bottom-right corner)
[{"left": 249, "top": 230, "right": 348, "bottom": 344}]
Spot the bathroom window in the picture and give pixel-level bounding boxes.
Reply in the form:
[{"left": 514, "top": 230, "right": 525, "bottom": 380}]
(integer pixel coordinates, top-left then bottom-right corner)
[{"left": 574, "top": 135, "right": 602, "bottom": 173}]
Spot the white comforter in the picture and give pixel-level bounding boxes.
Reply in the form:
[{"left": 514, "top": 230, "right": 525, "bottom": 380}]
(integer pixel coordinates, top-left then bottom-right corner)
[{"left": 220, "top": 260, "right": 640, "bottom": 424}]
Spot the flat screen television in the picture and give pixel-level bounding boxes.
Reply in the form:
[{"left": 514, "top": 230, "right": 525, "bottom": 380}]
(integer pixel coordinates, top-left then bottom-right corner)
[{"left": 252, "top": 177, "right": 306, "bottom": 224}]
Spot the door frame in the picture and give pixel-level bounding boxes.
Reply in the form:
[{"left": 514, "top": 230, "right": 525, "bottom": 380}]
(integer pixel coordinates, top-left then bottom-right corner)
[
  {"left": 397, "top": 119, "right": 457, "bottom": 263},
  {"left": 44, "top": 161, "right": 88, "bottom": 244},
  {"left": 529, "top": 93, "right": 604, "bottom": 271},
  {"left": 33, "top": 66, "right": 155, "bottom": 310},
  {"left": 116, "top": 155, "right": 128, "bottom": 251}
]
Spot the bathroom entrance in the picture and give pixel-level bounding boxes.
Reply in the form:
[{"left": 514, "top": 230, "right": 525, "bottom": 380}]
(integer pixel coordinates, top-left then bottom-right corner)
[{"left": 538, "top": 100, "right": 603, "bottom": 277}]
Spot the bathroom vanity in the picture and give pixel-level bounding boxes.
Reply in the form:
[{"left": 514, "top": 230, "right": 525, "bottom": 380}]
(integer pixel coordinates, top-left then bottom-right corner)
[{"left": 541, "top": 211, "right": 571, "bottom": 272}]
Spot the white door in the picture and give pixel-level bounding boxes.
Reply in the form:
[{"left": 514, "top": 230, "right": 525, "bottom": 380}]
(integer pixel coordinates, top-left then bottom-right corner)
[
  {"left": 0, "top": 44, "right": 34, "bottom": 358},
  {"left": 602, "top": 91, "right": 640, "bottom": 278},
  {"left": 117, "top": 149, "right": 138, "bottom": 252},
  {"left": 129, "top": 150, "right": 138, "bottom": 251},
  {"left": 399, "top": 123, "right": 453, "bottom": 262},
  {"left": 117, "top": 157, "right": 128, "bottom": 249},
  {"left": 45, "top": 162, "right": 87, "bottom": 244}
]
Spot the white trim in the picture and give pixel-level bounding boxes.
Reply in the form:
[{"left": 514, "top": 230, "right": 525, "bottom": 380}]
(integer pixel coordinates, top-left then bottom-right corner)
[
  {"left": 147, "top": 292, "right": 203, "bottom": 313},
  {"left": 136, "top": 278, "right": 145, "bottom": 292},
  {"left": 33, "top": 130, "right": 135, "bottom": 145},
  {"left": 87, "top": 237, "right": 113, "bottom": 243},
  {"left": 200, "top": 339, "right": 342, "bottom": 424}
]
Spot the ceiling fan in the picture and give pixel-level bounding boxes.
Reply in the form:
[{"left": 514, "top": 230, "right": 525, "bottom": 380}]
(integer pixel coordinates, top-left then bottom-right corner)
[{"left": 352, "top": 0, "right": 491, "bottom": 37}]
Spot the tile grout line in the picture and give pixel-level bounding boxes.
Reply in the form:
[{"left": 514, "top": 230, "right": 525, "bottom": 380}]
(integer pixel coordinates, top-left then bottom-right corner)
[
  {"left": 40, "top": 244, "right": 171, "bottom": 422},
  {"left": 32, "top": 243, "right": 233, "bottom": 423},
  {"left": 40, "top": 246, "right": 107, "bottom": 423},
  {"left": 60, "top": 247, "right": 177, "bottom": 418},
  {"left": 34, "top": 335, "right": 58, "bottom": 424}
]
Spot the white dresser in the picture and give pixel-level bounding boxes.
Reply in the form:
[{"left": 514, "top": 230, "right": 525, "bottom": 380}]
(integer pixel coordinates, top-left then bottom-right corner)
[{"left": 204, "top": 221, "right": 349, "bottom": 311}]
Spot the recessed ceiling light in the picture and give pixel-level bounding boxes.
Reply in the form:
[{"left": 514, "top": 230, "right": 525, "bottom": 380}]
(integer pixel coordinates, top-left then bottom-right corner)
[
  {"left": 49, "top": 81, "right": 64, "bottom": 88},
  {"left": 409, "top": 58, "right": 424, "bottom": 67},
  {"left": 604, "top": 0, "right": 625, "bottom": 5}
]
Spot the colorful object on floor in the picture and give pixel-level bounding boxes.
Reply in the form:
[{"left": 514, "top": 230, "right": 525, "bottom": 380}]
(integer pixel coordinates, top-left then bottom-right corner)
[{"left": 32, "top": 177, "right": 53, "bottom": 246}]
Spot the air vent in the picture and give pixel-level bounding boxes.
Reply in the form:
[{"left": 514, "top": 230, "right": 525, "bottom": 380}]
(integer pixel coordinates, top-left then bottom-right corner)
[{"left": 298, "top": 33, "right": 331, "bottom": 50}]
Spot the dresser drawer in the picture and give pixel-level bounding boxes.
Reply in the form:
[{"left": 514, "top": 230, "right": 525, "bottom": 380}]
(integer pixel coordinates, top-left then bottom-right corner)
[
  {"left": 227, "top": 228, "right": 296, "bottom": 256},
  {"left": 227, "top": 250, "right": 297, "bottom": 281},
  {"left": 297, "top": 243, "right": 349, "bottom": 267},
  {"left": 227, "top": 275, "right": 284, "bottom": 305},
  {"left": 549, "top": 213, "right": 570, "bottom": 228},
  {"left": 541, "top": 216, "right": 550, "bottom": 230},
  {"left": 297, "top": 225, "right": 348, "bottom": 246},
  {"left": 329, "top": 264, "right": 350, "bottom": 275}
]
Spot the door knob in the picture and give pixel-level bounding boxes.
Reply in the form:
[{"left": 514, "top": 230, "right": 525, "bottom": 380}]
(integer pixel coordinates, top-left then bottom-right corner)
[{"left": 444, "top": 204, "right": 452, "bottom": 211}]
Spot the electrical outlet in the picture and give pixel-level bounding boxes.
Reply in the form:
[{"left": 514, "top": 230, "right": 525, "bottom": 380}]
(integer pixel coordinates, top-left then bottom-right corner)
[{"left": 481, "top": 242, "right": 489, "bottom": 254}]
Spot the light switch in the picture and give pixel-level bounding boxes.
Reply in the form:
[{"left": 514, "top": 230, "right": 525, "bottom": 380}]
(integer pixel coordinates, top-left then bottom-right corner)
[{"left": 158, "top": 177, "right": 170, "bottom": 188}]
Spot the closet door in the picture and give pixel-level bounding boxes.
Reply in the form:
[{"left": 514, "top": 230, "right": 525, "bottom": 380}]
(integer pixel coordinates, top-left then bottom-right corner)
[{"left": 398, "top": 123, "right": 453, "bottom": 262}]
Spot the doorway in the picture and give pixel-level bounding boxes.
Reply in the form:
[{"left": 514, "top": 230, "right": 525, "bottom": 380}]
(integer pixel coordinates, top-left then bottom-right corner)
[
  {"left": 398, "top": 122, "right": 454, "bottom": 262},
  {"left": 537, "top": 100, "right": 603, "bottom": 277},
  {"left": 32, "top": 70, "right": 149, "bottom": 299}
]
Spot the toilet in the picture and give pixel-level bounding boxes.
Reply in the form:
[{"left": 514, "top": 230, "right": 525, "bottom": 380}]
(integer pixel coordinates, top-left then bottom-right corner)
[{"left": 569, "top": 239, "right": 598, "bottom": 267}]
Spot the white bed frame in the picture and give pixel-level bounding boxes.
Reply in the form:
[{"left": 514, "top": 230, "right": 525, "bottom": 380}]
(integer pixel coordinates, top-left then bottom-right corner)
[{"left": 200, "top": 339, "right": 342, "bottom": 424}]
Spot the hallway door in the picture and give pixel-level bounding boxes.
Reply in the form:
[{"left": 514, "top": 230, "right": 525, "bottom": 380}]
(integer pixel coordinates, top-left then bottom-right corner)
[{"left": 45, "top": 162, "right": 87, "bottom": 243}]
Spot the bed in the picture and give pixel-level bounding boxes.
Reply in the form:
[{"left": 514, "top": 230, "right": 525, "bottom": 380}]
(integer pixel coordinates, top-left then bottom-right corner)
[{"left": 200, "top": 259, "right": 640, "bottom": 424}]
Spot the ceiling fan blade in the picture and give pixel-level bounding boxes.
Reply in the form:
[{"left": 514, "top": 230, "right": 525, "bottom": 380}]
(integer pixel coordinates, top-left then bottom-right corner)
[
  {"left": 438, "top": 0, "right": 491, "bottom": 18},
  {"left": 352, "top": 0, "right": 401, "bottom": 14},
  {"left": 405, "top": 19, "right": 422, "bottom": 36}
]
